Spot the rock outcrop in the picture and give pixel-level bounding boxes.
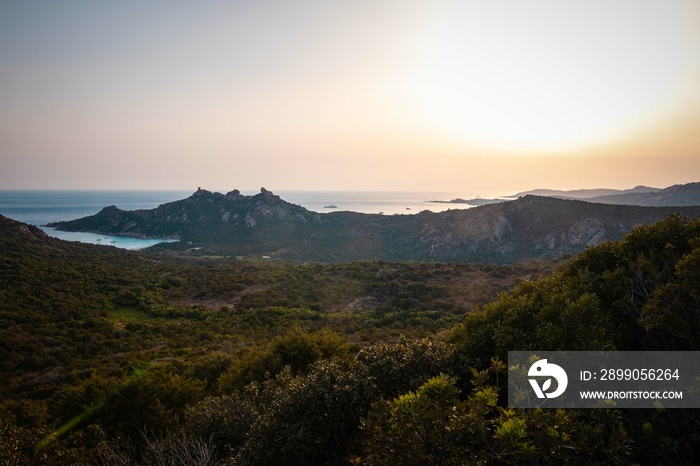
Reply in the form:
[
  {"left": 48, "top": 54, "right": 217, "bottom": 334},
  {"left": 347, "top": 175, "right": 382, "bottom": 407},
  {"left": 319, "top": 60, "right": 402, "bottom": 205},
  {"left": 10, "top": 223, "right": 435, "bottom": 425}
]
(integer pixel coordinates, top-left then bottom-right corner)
[{"left": 47, "top": 190, "right": 700, "bottom": 263}]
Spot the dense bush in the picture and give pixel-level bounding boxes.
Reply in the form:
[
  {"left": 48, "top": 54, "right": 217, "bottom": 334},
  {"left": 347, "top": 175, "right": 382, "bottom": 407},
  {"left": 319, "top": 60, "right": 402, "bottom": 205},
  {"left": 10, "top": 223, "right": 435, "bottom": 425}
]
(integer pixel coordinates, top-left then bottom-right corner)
[{"left": 2, "top": 214, "right": 700, "bottom": 464}]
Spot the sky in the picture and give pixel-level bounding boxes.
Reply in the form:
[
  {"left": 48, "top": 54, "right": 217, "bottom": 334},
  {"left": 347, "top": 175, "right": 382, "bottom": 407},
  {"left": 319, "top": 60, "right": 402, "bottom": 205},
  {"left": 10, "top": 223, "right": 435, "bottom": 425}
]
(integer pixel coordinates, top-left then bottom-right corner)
[{"left": 1, "top": 0, "right": 699, "bottom": 193}]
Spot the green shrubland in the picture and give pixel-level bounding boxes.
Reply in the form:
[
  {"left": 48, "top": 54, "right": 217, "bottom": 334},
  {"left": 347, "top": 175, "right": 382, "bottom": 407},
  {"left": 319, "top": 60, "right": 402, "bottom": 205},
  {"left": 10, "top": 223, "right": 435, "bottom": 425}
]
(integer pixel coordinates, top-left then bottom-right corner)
[{"left": 1, "top": 214, "right": 699, "bottom": 464}]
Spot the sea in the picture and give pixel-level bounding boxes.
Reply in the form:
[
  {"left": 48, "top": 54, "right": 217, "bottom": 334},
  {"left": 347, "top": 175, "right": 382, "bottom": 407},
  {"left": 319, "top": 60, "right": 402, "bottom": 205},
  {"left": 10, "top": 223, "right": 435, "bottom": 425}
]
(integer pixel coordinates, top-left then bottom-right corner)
[{"left": 0, "top": 189, "right": 497, "bottom": 250}]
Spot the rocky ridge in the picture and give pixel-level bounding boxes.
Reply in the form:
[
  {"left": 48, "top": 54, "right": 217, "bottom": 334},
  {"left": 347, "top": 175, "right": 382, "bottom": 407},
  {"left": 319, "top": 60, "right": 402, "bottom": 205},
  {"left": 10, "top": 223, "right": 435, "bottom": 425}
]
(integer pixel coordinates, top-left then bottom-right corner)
[
  {"left": 47, "top": 188, "right": 700, "bottom": 263},
  {"left": 509, "top": 181, "right": 700, "bottom": 206}
]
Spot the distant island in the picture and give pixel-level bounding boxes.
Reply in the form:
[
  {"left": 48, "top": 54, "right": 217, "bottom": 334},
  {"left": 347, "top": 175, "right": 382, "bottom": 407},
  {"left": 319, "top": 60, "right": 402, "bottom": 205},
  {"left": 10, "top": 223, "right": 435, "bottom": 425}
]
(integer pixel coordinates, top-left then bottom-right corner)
[
  {"left": 47, "top": 183, "right": 700, "bottom": 264},
  {"left": 431, "top": 182, "right": 700, "bottom": 207},
  {"left": 506, "top": 185, "right": 660, "bottom": 199},
  {"left": 429, "top": 197, "right": 505, "bottom": 206},
  {"left": 505, "top": 182, "right": 700, "bottom": 206}
]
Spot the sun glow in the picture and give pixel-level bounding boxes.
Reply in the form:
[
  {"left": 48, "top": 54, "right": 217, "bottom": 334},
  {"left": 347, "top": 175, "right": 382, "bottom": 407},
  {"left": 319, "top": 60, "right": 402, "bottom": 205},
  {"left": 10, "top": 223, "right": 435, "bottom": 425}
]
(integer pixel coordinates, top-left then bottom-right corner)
[
  {"left": 405, "top": 0, "right": 695, "bottom": 154},
  {"left": 412, "top": 58, "right": 642, "bottom": 153},
  {"left": 1, "top": 1, "right": 699, "bottom": 190}
]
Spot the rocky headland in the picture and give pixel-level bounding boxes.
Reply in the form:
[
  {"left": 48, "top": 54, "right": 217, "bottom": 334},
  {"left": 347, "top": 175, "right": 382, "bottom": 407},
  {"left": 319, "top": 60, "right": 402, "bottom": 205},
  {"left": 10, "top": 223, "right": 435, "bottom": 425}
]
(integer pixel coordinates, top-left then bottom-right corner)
[{"left": 47, "top": 187, "right": 700, "bottom": 263}]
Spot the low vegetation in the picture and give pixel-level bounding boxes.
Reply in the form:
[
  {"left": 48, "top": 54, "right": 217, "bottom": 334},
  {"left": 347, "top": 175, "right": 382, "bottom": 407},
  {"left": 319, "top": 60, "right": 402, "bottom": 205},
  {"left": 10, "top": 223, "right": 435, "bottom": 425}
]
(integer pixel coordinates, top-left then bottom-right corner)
[{"left": 1, "top": 213, "right": 699, "bottom": 464}]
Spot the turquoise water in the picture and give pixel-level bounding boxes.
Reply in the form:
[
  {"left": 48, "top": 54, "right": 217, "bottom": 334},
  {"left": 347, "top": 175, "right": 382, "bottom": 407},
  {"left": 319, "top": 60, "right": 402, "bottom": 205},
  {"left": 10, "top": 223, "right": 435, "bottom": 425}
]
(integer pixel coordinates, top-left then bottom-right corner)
[
  {"left": 0, "top": 190, "right": 189, "bottom": 250},
  {"left": 0, "top": 189, "right": 485, "bottom": 250}
]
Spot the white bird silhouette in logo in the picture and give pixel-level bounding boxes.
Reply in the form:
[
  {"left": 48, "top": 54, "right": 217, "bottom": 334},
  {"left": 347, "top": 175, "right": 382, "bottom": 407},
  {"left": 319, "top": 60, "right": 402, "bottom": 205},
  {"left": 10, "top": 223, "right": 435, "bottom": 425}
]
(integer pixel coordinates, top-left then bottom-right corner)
[{"left": 528, "top": 359, "right": 568, "bottom": 399}]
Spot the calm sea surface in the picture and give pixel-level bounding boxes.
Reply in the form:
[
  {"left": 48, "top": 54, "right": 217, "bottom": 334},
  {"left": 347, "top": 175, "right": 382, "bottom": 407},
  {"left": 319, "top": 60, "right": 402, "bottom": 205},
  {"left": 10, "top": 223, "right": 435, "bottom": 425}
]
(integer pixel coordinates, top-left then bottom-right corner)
[{"left": 0, "top": 189, "right": 492, "bottom": 250}]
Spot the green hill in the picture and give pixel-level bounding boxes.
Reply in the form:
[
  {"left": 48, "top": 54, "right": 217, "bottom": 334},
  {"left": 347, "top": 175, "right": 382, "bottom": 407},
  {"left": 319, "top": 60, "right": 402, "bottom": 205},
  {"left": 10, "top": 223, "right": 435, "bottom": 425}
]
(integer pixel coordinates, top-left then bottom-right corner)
[
  {"left": 47, "top": 188, "right": 700, "bottom": 263},
  {"left": 3, "top": 213, "right": 700, "bottom": 464}
]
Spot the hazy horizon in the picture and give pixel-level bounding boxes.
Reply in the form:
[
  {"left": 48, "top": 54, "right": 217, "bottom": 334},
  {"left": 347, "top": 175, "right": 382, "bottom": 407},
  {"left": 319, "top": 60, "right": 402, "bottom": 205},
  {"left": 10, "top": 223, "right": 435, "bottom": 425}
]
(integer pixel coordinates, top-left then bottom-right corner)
[
  {"left": 0, "top": 183, "right": 673, "bottom": 196},
  {"left": 2, "top": 1, "right": 699, "bottom": 193}
]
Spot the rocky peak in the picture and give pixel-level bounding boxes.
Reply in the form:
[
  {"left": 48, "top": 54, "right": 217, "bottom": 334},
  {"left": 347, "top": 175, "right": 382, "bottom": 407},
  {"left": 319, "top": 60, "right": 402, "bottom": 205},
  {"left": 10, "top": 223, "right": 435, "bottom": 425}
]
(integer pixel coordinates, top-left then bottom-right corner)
[
  {"left": 256, "top": 187, "right": 282, "bottom": 205},
  {"left": 192, "top": 187, "right": 214, "bottom": 197},
  {"left": 260, "top": 187, "right": 276, "bottom": 199},
  {"left": 225, "top": 189, "right": 241, "bottom": 201}
]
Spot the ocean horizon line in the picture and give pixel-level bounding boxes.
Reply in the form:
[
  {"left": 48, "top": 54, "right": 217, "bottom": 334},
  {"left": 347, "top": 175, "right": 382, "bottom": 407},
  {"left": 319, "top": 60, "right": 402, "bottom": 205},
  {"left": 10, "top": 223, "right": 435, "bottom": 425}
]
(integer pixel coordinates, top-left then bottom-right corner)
[{"left": 0, "top": 187, "right": 499, "bottom": 194}]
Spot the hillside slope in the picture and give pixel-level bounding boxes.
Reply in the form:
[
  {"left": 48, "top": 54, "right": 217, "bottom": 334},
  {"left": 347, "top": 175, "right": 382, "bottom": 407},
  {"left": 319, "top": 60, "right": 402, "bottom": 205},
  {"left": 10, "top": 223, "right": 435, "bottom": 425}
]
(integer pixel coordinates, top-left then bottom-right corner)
[
  {"left": 3, "top": 213, "right": 700, "bottom": 464},
  {"left": 587, "top": 181, "right": 700, "bottom": 206},
  {"left": 510, "top": 181, "right": 700, "bottom": 206},
  {"left": 509, "top": 184, "right": 659, "bottom": 199},
  {"left": 47, "top": 188, "right": 700, "bottom": 263}
]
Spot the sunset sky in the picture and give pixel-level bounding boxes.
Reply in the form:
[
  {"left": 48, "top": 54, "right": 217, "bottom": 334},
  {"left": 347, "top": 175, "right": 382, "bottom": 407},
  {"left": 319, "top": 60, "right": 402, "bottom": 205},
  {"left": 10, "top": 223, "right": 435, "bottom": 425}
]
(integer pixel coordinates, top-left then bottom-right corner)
[{"left": 1, "top": 0, "right": 699, "bottom": 193}]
